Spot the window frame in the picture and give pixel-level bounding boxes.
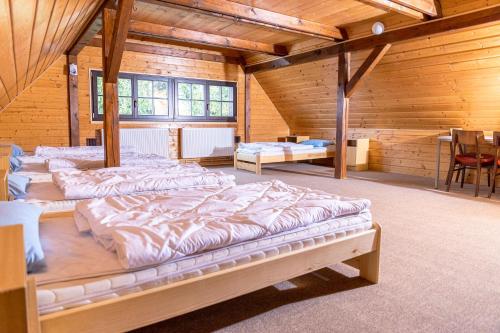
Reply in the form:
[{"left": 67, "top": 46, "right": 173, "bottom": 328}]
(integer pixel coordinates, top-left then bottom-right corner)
[
  {"left": 206, "top": 80, "right": 238, "bottom": 122},
  {"left": 90, "top": 70, "right": 237, "bottom": 123}
]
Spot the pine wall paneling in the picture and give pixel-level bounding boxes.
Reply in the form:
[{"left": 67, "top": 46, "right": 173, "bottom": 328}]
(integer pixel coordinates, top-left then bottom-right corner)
[{"left": 254, "top": 22, "right": 500, "bottom": 183}]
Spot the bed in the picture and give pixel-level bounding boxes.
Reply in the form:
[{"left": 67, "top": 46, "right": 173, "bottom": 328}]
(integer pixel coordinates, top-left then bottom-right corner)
[
  {"left": 235, "top": 142, "right": 335, "bottom": 175},
  {"left": 0, "top": 152, "right": 235, "bottom": 215},
  {"left": 0, "top": 181, "right": 381, "bottom": 333}
]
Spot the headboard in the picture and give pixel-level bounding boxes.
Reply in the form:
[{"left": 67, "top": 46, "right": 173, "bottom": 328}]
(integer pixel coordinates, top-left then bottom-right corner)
[{"left": 0, "top": 151, "right": 10, "bottom": 201}]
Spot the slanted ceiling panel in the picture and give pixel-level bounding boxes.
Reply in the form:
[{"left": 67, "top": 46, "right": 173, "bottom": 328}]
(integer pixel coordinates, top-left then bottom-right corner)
[{"left": 0, "top": 0, "right": 103, "bottom": 112}]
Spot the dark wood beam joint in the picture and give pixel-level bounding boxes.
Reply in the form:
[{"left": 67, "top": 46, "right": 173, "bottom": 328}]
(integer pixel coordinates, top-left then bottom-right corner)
[{"left": 346, "top": 44, "right": 391, "bottom": 98}]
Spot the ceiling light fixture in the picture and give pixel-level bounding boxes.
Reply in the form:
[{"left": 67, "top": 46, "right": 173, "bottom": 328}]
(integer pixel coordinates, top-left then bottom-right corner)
[{"left": 372, "top": 22, "right": 385, "bottom": 35}]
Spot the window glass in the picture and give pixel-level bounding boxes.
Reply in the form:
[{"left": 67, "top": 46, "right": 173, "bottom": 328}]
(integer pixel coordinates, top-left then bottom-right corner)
[
  {"left": 137, "top": 79, "right": 168, "bottom": 116},
  {"left": 118, "top": 78, "right": 133, "bottom": 115},
  {"left": 208, "top": 84, "right": 234, "bottom": 118},
  {"left": 177, "top": 82, "right": 205, "bottom": 118}
]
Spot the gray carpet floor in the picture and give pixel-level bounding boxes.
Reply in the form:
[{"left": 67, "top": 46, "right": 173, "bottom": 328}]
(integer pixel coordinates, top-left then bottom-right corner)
[{"left": 134, "top": 164, "right": 500, "bottom": 333}]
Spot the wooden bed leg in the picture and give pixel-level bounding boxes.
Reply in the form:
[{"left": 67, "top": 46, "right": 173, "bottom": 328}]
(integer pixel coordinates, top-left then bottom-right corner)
[
  {"left": 233, "top": 152, "right": 238, "bottom": 169},
  {"left": 256, "top": 154, "right": 262, "bottom": 175},
  {"left": 26, "top": 277, "right": 41, "bottom": 333},
  {"left": 344, "top": 223, "right": 381, "bottom": 283}
]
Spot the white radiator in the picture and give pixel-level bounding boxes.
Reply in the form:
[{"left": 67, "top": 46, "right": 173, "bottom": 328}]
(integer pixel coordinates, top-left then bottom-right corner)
[
  {"left": 181, "top": 128, "right": 234, "bottom": 158},
  {"left": 102, "top": 128, "right": 170, "bottom": 157}
]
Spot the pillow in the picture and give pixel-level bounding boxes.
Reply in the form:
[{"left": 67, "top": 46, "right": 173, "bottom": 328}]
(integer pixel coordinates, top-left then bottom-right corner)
[
  {"left": 9, "top": 156, "right": 22, "bottom": 172},
  {"left": 300, "top": 139, "right": 335, "bottom": 148},
  {"left": 0, "top": 202, "right": 45, "bottom": 273},
  {"left": 11, "top": 144, "right": 24, "bottom": 157},
  {"left": 8, "top": 174, "right": 31, "bottom": 199}
]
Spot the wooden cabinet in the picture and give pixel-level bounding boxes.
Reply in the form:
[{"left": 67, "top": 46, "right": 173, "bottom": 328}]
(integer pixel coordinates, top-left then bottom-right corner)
[{"left": 347, "top": 139, "right": 369, "bottom": 171}]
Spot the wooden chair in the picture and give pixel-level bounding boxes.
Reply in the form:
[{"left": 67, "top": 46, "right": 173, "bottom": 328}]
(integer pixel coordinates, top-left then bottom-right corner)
[
  {"left": 488, "top": 131, "right": 500, "bottom": 198},
  {"left": 445, "top": 130, "right": 494, "bottom": 197}
]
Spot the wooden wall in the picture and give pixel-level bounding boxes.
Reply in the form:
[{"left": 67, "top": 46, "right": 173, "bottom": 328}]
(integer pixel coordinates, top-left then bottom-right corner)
[
  {"left": 254, "top": 22, "right": 500, "bottom": 180},
  {"left": 249, "top": 76, "right": 289, "bottom": 142},
  {"left": 0, "top": 43, "right": 281, "bottom": 157},
  {"left": 77, "top": 46, "right": 245, "bottom": 159},
  {"left": 0, "top": 56, "right": 69, "bottom": 149}
]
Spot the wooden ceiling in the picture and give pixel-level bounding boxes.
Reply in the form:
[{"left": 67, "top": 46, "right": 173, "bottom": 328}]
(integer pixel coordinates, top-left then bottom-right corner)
[
  {"left": 2, "top": 0, "right": 493, "bottom": 113},
  {"left": 0, "top": 0, "right": 104, "bottom": 111}
]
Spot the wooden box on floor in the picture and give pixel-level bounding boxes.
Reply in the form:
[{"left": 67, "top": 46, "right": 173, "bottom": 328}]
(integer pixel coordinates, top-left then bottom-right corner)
[
  {"left": 347, "top": 139, "right": 369, "bottom": 171},
  {"left": 0, "top": 223, "right": 381, "bottom": 333}
]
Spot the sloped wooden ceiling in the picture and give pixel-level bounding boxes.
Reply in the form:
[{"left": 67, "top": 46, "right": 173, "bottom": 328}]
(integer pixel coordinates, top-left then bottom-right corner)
[{"left": 0, "top": 0, "right": 103, "bottom": 111}]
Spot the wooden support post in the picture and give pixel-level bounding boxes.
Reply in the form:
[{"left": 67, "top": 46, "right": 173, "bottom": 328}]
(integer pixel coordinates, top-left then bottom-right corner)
[
  {"left": 335, "top": 51, "right": 350, "bottom": 179},
  {"left": 245, "top": 73, "right": 251, "bottom": 143},
  {"left": 67, "top": 55, "right": 80, "bottom": 147},
  {"left": 101, "top": 0, "right": 134, "bottom": 167}
]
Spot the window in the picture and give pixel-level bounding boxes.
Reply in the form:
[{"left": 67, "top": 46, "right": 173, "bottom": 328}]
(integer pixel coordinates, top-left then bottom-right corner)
[{"left": 91, "top": 71, "right": 236, "bottom": 122}]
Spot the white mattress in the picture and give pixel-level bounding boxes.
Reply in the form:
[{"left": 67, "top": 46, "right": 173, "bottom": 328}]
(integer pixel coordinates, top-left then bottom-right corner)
[
  {"left": 34, "top": 211, "right": 372, "bottom": 314},
  {"left": 238, "top": 146, "right": 335, "bottom": 158}
]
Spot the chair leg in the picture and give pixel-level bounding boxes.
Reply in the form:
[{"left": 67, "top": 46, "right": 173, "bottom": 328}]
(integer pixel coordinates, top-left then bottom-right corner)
[
  {"left": 475, "top": 168, "right": 481, "bottom": 197},
  {"left": 455, "top": 168, "right": 460, "bottom": 183},
  {"left": 489, "top": 165, "right": 498, "bottom": 198},
  {"left": 488, "top": 169, "right": 491, "bottom": 187},
  {"left": 445, "top": 163, "right": 455, "bottom": 192},
  {"left": 460, "top": 168, "right": 466, "bottom": 188}
]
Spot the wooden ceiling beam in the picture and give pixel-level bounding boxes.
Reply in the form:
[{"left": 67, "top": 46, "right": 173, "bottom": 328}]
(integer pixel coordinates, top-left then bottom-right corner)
[
  {"left": 357, "top": 0, "right": 425, "bottom": 20},
  {"left": 245, "top": 5, "right": 500, "bottom": 74},
  {"left": 137, "top": 0, "right": 343, "bottom": 40},
  {"left": 68, "top": 1, "right": 110, "bottom": 55},
  {"left": 89, "top": 38, "right": 242, "bottom": 64},
  {"left": 128, "top": 20, "right": 288, "bottom": 56},
  {"left": 105, "top": 0, "right": 135, "bottom": 82},
  {"left": 391, "top": 0, "right": 438, "bottom": 16},
  {"left": 346, "top": 44, "right": 391, "bottom": 98}
]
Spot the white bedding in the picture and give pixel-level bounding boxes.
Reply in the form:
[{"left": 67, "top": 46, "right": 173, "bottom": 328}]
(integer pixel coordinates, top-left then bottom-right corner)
[
  {"left": 53, "top": 164, "right": 236, "bottom": 200},
  {"left": 34, "top": 145, "right": 137, "bottom": 158},
  {"left": 237, "top": 142, "right": 315, "bottom": 154},
  {"left": 75, "top": 180, "right": 371, "bottom": 269},
  {"left": 45, "top": 153, "right": 174, "bottom": 171}
]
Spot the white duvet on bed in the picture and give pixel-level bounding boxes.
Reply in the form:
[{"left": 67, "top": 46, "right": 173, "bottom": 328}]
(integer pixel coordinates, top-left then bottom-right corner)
[
  {"left": 35, "top": 145, "right": 137, "bottom": 158},
  {"left": 74, "top": 180, "right": 371, "bottom": 269},
  {"left": 45, "top": 153, "right": 174, "bottom": 171},
  {"left": 237, "top": 142, "right": 315, "bottom": 154},
  {"left": 53, "top": 164, "right": 235, "bottom": 200}
]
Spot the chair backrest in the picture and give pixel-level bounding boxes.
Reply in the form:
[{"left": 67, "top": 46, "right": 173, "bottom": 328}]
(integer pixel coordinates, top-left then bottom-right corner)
[
  {"left": 452, "top": 130, "right": 484, "bottom": 146},
  {"left": 493, "top": 131, "right": 500, "bottom": 147}
]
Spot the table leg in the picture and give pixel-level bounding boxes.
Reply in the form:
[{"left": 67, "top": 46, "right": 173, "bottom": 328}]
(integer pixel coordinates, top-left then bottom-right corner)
[{"left": 435, "top": 139, "right": 441, "bottom": 189}]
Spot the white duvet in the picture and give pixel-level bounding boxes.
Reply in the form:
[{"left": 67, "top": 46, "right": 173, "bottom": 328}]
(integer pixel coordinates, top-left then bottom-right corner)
[
  {"left": 53, "top": 164, "right": 236, "bottom": 199},
  {"left": 75, "top": 180, "right": 371, "bottom": 269},
  {"left": 35, "top": 145, "right": 137, "bottom": 158},
  {"left": 45, "top": 153, "right": 173, "bottom": 171},
  {"left": 237, "top": 142, "right": 315, "bottom": 154}
]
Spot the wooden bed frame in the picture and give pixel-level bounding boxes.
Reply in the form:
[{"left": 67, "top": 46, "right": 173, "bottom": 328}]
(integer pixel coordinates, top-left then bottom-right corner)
[
  {"left": 234, "top": 149, "right": 335, "bottom": 175},
  {"left": 0, "top": 222, "right": 381, "bottom": 333}
]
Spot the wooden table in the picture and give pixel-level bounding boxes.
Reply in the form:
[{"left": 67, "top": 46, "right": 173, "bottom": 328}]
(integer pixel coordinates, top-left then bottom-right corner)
[{"left": 434, "top": 135, "right": 493, "bottom": 189}]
